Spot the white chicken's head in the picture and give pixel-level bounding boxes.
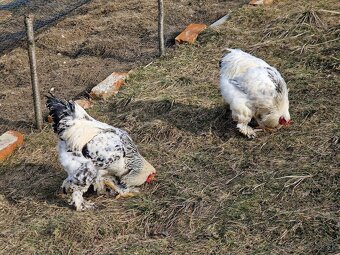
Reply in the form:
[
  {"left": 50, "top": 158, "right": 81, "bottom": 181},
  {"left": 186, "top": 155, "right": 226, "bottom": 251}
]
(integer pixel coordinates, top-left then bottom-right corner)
[
  {"left": 256, "top": 107, "right": 292, "bottom": 129},
  {"left": 279, "top": 116, "right": 293, "bottom": 127},
  {"left": 256, "top": 90, "right": 292, "bottom": 129},
  {"left": 276, "top": 94, "right": 292, "bottom": 127},
  {"left": 142, "top": 157, "right": 156, "bottom": 184},
  {"left": 146, "top": 173, "right": 156, "bottom": 183}
]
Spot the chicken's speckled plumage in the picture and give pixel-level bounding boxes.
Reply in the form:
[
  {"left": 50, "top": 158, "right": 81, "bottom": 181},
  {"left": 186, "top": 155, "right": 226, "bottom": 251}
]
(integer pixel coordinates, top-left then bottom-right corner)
[
  {"left": 220, "top": 49, "right": 291, "bottom": 138},
  {"left": 46, "top": 95, "right": 156, "bottom": 211}
]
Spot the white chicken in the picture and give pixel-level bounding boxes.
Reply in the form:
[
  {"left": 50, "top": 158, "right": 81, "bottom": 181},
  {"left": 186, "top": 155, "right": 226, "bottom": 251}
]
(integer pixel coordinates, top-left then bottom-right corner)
[
  {"left": 46, "top": 95, "right": 156, "bottom": 211},
  {"left": 219, "top": 49, "right": 292, "bottom": 138}
]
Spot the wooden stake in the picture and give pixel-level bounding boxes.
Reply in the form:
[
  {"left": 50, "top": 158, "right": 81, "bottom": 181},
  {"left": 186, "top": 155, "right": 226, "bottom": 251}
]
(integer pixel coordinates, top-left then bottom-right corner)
[
  {"left": 24, "top": 14, "right": 43, "bottom": 130},
  {"left": 158, "top": 0, "right": 165, "bottom": 56}
]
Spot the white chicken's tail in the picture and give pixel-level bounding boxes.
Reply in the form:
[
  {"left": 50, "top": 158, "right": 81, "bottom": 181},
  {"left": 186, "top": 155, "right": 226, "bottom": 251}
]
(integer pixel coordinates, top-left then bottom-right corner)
[
  {"left": 46, "top": 94, "right": 104, "bottom": 151},
  {"left": 46, "top": 94, "right": 91, "bottom": 134}
]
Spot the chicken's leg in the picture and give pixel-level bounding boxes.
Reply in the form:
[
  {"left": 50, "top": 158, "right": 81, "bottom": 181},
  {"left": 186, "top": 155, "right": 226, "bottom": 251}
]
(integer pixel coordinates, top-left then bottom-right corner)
[
  {"left": 115, "top": 189, "right": 139, "bottom": 199},
  {"left": 103, "top": 179, "right": 139, "bottom": 199},
  {"left": 103, "top": 179, "right": 120, "bottom": 193},
  {"left": 231, "top": 103, "right": 257, "bottom": 138},
  {"left": 62, "top": 180, "right": 95, "bottom": 211},
  {"left": 70, "top": 189, "right": 95, "bottom": 211},
  {"left": 237, "top": 123, "right": 257, "bottom": 138}
]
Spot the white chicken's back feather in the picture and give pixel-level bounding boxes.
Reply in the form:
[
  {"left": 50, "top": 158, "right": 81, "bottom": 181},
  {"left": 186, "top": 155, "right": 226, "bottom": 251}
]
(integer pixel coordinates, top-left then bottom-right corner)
[
  {"left": 220, "top": 49, "right": 270, "bottom": 79},
  {"left": 60, "top": 118, "right": 102, "bottom": 151},
  {"left": 219, "top": 49, "right": 291, "bottom": 133},
  {"left": 58, "top": 102, "right": 119, "bottom": 151}
]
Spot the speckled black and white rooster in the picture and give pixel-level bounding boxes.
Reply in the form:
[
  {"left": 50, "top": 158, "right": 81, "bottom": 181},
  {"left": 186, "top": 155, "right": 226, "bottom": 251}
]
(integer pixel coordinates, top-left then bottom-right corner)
[
  {"left": 46, "top": 95, "right": 156, "bottom": 211},
  {"left": 220, "top": 49, "right": 292, "bottom": 138}
]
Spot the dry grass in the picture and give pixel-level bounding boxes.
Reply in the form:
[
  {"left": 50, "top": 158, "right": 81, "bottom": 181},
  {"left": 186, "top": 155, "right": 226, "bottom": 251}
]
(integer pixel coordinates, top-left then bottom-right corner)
[
  {"left": 0, "top": 0, "right": 339, "bottom": 254},
  {"left": 0, "top": 0, "right": 241, "bottom": 134}
]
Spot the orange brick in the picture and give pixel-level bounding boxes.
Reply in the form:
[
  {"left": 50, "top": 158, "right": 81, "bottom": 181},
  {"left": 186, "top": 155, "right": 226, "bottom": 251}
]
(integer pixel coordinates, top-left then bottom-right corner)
[
  {"left": 0, "top": 131, "right": 24, "bottom": 161},
  {"left": 175, "top": 24, "right": 207, "bottom": 44},
  {"left": 249, "top": 0, "right": 274, "bottom": 6},
  {"left": 74, "top": 98, "right": 94, "bottom": 109},
  {"left": 47, "top": 115, "right": 53, "bottom": 123},
  {"left": 90, "top": 72, "right": 128, "bottom": 100}
]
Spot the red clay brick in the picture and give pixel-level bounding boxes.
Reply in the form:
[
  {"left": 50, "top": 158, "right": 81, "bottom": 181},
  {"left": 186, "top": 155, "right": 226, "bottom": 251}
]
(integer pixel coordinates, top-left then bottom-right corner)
[
  {"left": 90, "top": 72, "right": 128, "bottom": 100},
  {"left": 74, "top": 99, "right": 94, "bottom": 109},
  {"left": 175, "top": 24, "right": 207, "bottom": 44},
  {"left": 47, "top": 115, "right": 53, "bottom": 123},
  {"left": 0, "top": 131, "right": 24, "bottom": 161}
]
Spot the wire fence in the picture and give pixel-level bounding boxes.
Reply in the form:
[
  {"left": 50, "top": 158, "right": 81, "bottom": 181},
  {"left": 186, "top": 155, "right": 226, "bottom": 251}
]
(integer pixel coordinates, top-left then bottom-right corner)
[
  {"left": 0, "top": 0, "right": 90, "bottom": 55},
  {"left": 0, "top": 0, "right": 238, "bottom": 133}
]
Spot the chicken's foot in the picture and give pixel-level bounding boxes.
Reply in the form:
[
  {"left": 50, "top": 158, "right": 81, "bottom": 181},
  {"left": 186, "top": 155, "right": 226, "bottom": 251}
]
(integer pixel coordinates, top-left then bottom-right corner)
[{"left": 237, "top": 123, "right": 257, "bottom": 138}]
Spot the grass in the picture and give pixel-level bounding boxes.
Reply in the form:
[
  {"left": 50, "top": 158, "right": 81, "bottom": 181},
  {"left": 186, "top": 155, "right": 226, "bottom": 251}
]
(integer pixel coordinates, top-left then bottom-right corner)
[{"left": 0, "top": 0, "right": 339, "bottom": 254}]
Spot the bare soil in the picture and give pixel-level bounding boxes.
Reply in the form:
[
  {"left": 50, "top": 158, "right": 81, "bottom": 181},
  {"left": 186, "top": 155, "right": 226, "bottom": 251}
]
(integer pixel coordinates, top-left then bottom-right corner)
[
  {"left": 0, "top": 0, "right": 242, "bottom": 134},
  {"left": 0, "top": 0, "right": 339, "bottom": 254}
]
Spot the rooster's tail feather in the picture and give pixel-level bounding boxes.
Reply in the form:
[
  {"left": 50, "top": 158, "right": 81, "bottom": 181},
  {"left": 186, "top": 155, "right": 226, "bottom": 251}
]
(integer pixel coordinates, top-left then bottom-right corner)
[{"left": 46, "top": 94, "right": 75, "bottom": 133}]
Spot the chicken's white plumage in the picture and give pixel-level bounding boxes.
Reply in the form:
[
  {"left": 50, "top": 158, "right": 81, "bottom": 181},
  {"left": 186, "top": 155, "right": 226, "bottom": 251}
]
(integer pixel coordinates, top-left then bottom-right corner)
[
  {"left": 46, "top": 95, "right": 156, "bottom": 211},
  {"left": 220, "top": 49, "right": 291, "bottom": 138}
]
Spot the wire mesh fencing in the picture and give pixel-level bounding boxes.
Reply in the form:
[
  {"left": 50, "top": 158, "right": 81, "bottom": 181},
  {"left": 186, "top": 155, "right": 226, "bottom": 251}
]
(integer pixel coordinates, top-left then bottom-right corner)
[{"left": 0, "top": 0, "right": 90, "bottom": 55}]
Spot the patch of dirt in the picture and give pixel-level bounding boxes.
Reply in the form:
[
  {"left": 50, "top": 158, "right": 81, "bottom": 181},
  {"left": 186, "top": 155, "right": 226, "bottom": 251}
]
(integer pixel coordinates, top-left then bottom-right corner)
[
  {"left": 0, "top": 0, "right": 242, "bottom": 134},
  {"left": 0, "top": 0, "right": 339, "bottom": 254}
]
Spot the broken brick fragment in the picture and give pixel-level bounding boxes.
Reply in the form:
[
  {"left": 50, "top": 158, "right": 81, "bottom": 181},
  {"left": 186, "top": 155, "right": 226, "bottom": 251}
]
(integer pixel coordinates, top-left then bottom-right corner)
[
  {"left": 74, "top": 99, "right": 94, "bottom": 109},
  {"left": 90, "top": 72, "right": 128, "bottom": 100},
  {"left": 0, "top": 131, "right": 24, "bottom": 161},
  {"left": 47, "top": 115, "right": 53, "bottom": 123},
  {"left": 175, "top": 24, "right": 207, "bottom": 44},
  {"left": 249, "top": 0, "right": 274, "bottom": 6}
]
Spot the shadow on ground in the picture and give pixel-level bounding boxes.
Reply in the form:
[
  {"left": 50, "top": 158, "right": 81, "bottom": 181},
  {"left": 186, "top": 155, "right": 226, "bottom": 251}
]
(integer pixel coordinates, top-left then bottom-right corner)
[
  {"left": 106, "top": 98, "right": 240, "bottom": 141},
  {"left": 0, "top": 117, "right": 34, "bottom": 133},
  {"left": 0, "top": 162, "right": 65, "bottom": 206}
]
